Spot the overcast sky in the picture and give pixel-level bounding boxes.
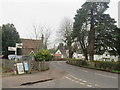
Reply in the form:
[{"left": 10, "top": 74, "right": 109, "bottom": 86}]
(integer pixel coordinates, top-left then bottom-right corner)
[{"left": 0, "top": 0, "right": 119, "bottom": 48}]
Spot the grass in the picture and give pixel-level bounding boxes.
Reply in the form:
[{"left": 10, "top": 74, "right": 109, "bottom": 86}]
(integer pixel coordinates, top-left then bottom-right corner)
[{"left": 112, "top": 70, "right": 120, "bottom": 73}]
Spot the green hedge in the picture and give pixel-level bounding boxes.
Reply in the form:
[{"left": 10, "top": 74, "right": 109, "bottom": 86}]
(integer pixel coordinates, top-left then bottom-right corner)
[
  {"left": 93, "top": 61, "right": 120, "bottom": 71},
  {"left": 66, "top": 59, "right": 120, "bottom": 72},
  {"left": 66, "top": 58, "right": 88, "bottom": 66}
]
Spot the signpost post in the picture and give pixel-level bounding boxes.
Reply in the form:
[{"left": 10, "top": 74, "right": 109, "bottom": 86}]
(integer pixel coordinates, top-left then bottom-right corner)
[{"left": 8, "top": 43, "right": 23, "bottom": 75}]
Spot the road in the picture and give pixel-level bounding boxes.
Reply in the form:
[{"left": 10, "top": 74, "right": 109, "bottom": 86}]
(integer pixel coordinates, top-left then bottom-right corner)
[{"left": 21, "top": 61, "right": 118, "bottom": 88}]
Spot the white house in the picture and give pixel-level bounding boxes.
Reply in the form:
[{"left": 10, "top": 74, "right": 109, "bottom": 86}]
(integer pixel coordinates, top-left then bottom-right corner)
[
  {"left": 73, "top": 51, "right": 119, "bottom": 61},
  {"left": 73, "top": 53, "right": 83, "bottom": 59},
  {"left": 53, "top": 49, "right": 67, "bottom": 58}
]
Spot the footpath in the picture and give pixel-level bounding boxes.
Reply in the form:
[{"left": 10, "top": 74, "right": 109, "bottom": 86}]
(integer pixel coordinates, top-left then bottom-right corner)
[{"left": 2, "top": 68, "right": 67, "bottom": 88}]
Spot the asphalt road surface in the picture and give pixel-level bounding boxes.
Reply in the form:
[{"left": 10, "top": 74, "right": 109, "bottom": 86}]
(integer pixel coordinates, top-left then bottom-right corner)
[{"left": 22, "top": 61, "right": 118, "bottom": 88}]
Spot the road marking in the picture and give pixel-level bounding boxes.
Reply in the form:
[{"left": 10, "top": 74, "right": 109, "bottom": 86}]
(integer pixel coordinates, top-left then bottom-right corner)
[
  {"left": 87, "top": 85, "right": 92, "bottom": 87},
  {"left": 83, "top": 80, "right": 87, "bottom": 83},
  {"left": 66, "top": 74, "right": 100, "bottom": 88},
  {"left": 68, "top": 74, "right": 87, "bottom": 82},
  {"left": 80, "top": 82, "right": 85, "bottom": 85},
  {"left": 95, "top": 73, "right": 117, "bottom": 79},
  {"left": 65, "top": 76, "right": 72, "bottom": 80}
]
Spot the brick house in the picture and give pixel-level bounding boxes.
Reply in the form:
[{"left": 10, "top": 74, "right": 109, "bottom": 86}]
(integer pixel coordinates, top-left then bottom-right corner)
[{"left": 20, "top": 38, "right": 44, "bottom": 55}]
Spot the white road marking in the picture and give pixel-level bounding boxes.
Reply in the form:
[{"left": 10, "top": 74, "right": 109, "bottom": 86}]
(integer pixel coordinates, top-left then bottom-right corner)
[
  {"left": 83, "top": 80, "right": 87, "bottom": 83},
  {"left": 66, "top": 74, "right": 101, "bottom": 88},
  {"left": 80, "top": 82, "right": 85, "bottom": 85},
  {"left": 65, "top": 76, "right": 72, "bottom": 80},
  {"left": 95, "top": 73, "right": 117, "bottom": 79}
]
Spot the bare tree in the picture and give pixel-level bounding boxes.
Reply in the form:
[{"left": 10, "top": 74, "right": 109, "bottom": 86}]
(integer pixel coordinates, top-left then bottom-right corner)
[
  {"left": 31, "top": 23, "right": 51, "bottom": 50},
  {"left": 43, "top": 27, "right": 51, "bottom": 50},
  {"left": 57, "top": 17, "right": 78, "bottom": 58}
]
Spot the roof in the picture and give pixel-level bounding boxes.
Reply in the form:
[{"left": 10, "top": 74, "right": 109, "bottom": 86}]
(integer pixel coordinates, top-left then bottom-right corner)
[
  {"left": 59, "top": 49, "right": 67, "bottom": 56},
  {"left": 20, "top": 38, "right": 43, "bottom": 49},
  {"left": 53, "top": 54, "right": 61, "bottom": 56},
  {"left": 55, "top": 49, "right": 67, "bottom": 56}
]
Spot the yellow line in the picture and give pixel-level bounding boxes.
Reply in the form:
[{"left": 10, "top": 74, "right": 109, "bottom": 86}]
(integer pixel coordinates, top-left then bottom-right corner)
[{"left": 87, "top": 85, "right": 92, "bottom": 87}]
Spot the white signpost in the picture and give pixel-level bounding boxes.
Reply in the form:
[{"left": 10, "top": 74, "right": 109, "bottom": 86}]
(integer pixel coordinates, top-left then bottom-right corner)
[
  {"left": 8, "top": 43, "right": 23, "bottom": 55},
  {"left": 8, "top": 43, "right": 23, "bottom": 75},
  {"left": 8, "top": 47, "right": 16, "bottom": 51},
  {"left": 16, "top": 63, "right": 24, "bottom": 74},
  {"left": 16, "top": 43, "right": 23, "bottom": 48}
]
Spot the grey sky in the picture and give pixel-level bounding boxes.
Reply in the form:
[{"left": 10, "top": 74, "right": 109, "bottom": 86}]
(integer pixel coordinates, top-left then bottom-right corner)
[{"left": 0, "top": 0, "right": 119, "bottom": 48}]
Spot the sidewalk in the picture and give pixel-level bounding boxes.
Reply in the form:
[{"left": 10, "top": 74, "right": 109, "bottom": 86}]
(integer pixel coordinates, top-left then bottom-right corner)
[{"left": 2, "top": 68, "right": 67, "bottom": 88}]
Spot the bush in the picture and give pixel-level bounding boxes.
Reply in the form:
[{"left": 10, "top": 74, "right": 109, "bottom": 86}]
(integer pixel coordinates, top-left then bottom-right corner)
[
  {"left": 66, "top": 58, "right": 88, "bottom": 66},
  {"left": 34, "top": 49, "right": 52, "bottom": 61}
]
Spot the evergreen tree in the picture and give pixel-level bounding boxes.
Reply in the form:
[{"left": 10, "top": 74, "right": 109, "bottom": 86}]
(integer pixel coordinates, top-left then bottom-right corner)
[
  {"left": 73, "top": 2, "right": 117, "bottom": 60},
  {"left": 2, "top": 23, "right": 21, "bottom": 58}
]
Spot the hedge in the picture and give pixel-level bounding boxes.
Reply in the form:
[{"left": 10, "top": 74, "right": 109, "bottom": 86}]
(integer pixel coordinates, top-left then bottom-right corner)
[
  {"left": 66, "top": 58, "right": 88, "bottom": 66},
  {"left": 66, "top": 58, "right": 120, "bottom": 72},
  {"left": 93, "top": 61, "right": 120, "bottom": 71}
]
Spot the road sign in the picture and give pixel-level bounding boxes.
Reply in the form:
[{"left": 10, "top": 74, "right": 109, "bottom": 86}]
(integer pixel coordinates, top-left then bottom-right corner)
[
  {"left": 16, "top": 43, "right": 23, "bottom": 48},
  {"left": 16, "top": 63, "right": 24, "bottom": 74},
  {"left": 8, "top": 47, "right": 16, "bottom": 51},
  {"left": 24, "top": 62, "right": 29, "bottom": 71}
]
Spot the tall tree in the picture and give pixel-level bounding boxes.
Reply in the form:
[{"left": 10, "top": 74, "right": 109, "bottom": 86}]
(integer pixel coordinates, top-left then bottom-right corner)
[
  {"left": 73, "top": 2, "right": 117, "bottom": 60},
  {"left": 58, "top": 43, "right": 64, "bottom": 50},
  {"left": 2, "top": 23, "right": 21, "bottom": 58},
  {"left": 114, "top": 28, "right": 120, "bottom": 60}
]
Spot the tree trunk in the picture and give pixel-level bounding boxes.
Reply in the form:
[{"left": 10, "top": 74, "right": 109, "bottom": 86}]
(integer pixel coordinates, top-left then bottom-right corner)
[
  {"left": 79, "top": 41, "right": 88, "bottom": 60},
  {"left": 68, "top": 47, "right": 73, "bottom": 58},
  {"left": 69, "top": 50, "right": 73, "bottom": 58},
  {"left": 88, "top": 8, "right": 95, "bottom": 61},
  {"left": 84, "top": 50, "right": 88, "bottom": 60}
]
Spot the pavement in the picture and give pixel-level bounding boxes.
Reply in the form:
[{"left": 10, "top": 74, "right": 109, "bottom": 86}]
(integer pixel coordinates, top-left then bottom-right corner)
[
  {"left": 2, "top": 61, "right": 119, "bottom": 88},
  {"left": 2, "top": 62, "right": 68, "bottom": 88}
]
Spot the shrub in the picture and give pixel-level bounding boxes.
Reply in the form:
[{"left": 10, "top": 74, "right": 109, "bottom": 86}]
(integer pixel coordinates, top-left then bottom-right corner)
[
  {"left": 93, "top": 61, "right": 119, "bottom": 71},
  {"left": 34, "top": 49, "right": 52, "bottom": 61},
  {"left": 114, "top": 62, "right": 120, "bottom": 71},
  {"left": 66, "top": 58, "right": 88, "bottom": 66}
]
